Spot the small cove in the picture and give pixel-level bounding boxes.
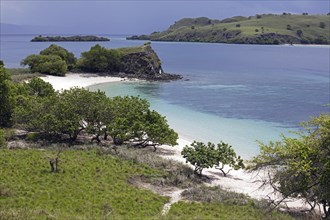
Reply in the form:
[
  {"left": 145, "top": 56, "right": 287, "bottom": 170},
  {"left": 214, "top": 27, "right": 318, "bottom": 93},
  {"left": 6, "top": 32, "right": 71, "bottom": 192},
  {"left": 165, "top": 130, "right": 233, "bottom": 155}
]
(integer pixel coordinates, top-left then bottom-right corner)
[{"left": 2, "top": 35, "right": 329, "bottom": 158}]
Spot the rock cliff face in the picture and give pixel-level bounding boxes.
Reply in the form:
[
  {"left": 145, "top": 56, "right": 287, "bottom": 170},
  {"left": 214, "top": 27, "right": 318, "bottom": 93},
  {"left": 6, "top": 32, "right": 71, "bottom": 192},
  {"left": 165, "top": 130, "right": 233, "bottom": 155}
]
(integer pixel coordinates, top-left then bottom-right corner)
[{"left": 118, "top": 45, "right": 181, "bottom": 81}]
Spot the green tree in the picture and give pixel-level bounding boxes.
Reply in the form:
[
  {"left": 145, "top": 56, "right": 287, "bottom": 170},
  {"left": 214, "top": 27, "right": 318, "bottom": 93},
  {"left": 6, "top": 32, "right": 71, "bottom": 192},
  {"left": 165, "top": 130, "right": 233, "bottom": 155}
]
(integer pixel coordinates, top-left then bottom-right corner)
[
  {"left": 107, "top": 96, "right": 178, "bottom": 149},
  {"left": 214, "top": 142, "right": 244, "bottom": 176},
  {"left": 21, "top": 54, "right": 67, "bottom": 76},
  {"left": 181, "top": 141, "right": 216, "bottom": 175},
  {"left": 296, "top": 29, "right": 303, "bottom": 37},
  {"left": 40, "top": 44, "right": 76, "bottom": 70},
  {"left": 135, "top": 110, "right": 178, "bottom": 151},
  {"left": 23, "top": 78, "right": 55, "bottom": 97},
  {"left": 320, "top": 22, "right": 326, "bottom": 29},
  {"left": 0, "top": 63, "right": 14, "bottom": 127},
  {"left": 248, "top": 114, "right": 330, "bottom": 218},
  {"left": 182, "top": 141, "right": 244, "bottom": 176},
  {"left": 107, "top": 96, "right": 149, "bottom": 144},
  {"left": 77, "top": 44, "right": 121, "bottom": 73}
]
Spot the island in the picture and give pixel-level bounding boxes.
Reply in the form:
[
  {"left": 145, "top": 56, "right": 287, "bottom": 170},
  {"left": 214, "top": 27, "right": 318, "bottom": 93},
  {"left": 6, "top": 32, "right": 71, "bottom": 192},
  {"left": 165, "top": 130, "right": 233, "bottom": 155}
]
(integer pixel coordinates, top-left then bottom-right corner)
[
  {"left": 21, "top": 43, "right": 182, "bottom": 81},
  {"left": 127, "top": 14, "right": 330, "bottom": 45},
  {"left": 31, "top": 35, "right": 110, "bottom": 42}
]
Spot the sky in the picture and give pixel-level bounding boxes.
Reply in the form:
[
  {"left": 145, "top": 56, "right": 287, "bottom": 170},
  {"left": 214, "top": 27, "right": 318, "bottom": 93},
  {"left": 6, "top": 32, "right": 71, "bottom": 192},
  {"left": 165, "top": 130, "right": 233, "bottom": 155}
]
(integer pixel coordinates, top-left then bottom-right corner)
[{"left": 1, "top": 0, "right": 329, "bottom": 34}]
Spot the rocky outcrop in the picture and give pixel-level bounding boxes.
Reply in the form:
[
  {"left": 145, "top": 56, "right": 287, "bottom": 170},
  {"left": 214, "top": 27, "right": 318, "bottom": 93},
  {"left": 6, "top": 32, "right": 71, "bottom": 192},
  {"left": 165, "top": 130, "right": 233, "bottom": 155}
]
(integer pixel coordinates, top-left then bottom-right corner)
[{"left": 118, "top": 45, "right": 181, "bottom": 81}]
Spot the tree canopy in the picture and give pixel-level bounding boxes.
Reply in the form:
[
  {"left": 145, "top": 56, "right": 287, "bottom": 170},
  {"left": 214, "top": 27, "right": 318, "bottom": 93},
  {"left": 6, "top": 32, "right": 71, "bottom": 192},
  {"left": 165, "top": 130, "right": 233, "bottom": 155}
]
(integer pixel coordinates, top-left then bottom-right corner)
[
  {"left": 182, "top": 141, "right": 244, "bottom": 175},
  {"left": 13, "top": 84, "right": 178, "bottom": 148},
  {"left": 249, "top": 114, "right": 330, "bottom": 218},
  {"left": 77, "top": 44, "right": 121, "bottom": 73},
  {"left": 40, "top": 44, "right": 76, "bottom": 70},
  {"left": 21, "top": 54, "right": 67, "bottom": 76},
  {"left": 0, "top": 63, "right": 14, "bottom": 127}
]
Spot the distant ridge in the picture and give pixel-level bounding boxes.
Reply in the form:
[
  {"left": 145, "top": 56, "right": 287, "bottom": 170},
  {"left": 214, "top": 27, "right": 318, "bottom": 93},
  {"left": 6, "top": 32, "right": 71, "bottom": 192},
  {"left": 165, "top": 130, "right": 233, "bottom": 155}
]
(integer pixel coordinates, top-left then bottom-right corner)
[
  {"left": 31, "top": 35, "right": 110, "bottom": 42},
  {"left": 127, "top": 14, "right": 330, "bottom": 45}
]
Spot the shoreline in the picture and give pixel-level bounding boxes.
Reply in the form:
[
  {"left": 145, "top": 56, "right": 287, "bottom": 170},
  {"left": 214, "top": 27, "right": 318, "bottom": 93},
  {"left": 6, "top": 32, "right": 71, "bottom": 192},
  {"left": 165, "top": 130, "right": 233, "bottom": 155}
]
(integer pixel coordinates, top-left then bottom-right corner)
[
  {"left": 40, "top": 73, "right": 129, "bottom": 91},
  {"left": 40, "top": 73, "right": 308, "bottom": 210}
]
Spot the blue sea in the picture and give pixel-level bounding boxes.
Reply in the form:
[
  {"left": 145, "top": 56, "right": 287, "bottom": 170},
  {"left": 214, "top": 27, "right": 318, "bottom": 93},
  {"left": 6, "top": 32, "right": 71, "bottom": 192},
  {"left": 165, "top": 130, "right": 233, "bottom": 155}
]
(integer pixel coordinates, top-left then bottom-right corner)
[{"left": 1, "top": 34, "right": 329, "bottom": 158}]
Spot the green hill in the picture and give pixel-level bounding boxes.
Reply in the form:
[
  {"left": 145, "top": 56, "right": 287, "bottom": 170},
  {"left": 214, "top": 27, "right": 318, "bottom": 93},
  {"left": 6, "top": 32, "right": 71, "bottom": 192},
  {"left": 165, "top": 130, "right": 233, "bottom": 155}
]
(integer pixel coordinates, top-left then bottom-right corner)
[{"left": 128, "top": 14, "right": 330, "bottom": 45}]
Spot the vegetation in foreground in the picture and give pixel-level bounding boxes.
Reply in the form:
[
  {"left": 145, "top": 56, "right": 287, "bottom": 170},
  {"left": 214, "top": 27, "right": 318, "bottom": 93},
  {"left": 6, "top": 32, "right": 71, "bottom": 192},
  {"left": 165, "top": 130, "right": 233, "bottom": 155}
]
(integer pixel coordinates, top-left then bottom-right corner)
[
  {"left": 1, "top": 60, "right": 329, "bottom": 219},
  {"left": 128, "top": 13, "right": 330, "bottom": 45},
  {"left": 249, "top": 114, "right": 330, "bottom": 219},
  {"left": 0, "top": 147, "right": 296, "bottom": 220},
  {"left": 0, "top": 149, "right": 168, "bottom": 219}
]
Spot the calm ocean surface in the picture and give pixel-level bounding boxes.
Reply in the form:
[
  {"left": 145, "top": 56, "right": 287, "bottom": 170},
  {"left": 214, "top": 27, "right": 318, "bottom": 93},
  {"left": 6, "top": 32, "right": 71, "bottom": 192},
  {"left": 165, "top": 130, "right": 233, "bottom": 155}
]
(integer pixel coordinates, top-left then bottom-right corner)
[{"left": 1, "top": 34, "right": 329, "bottom": 158}]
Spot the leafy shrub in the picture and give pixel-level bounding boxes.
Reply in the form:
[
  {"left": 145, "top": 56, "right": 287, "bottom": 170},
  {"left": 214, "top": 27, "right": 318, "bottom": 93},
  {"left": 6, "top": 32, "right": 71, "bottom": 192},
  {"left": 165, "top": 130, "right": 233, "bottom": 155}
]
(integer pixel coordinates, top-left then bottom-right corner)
[
  {"left": 77, "top": 44, "right": 120, "bottom": 73},
  {"left": 181, "top": 141, "right": 244, "bottom": 176},
  {"left": 40, "top": 44, "right": 76, "bottom": 70},
  {"left": 21, "top": 54, "right": 67, "bottom": 76},
  {"left": 249, "top": 114, "right": 330, "bottom": 219}
]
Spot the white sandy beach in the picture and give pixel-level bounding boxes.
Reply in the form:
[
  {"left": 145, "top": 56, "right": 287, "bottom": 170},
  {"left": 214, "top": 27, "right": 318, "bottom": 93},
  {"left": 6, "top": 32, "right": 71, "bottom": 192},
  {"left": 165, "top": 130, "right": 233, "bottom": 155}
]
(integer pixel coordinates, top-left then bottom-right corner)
[
  {"left": 40, "top": 73, "right": 127, "bottom": 91},
  {"left": 40, "top": 73, "right": 309, "bottom": 211}
]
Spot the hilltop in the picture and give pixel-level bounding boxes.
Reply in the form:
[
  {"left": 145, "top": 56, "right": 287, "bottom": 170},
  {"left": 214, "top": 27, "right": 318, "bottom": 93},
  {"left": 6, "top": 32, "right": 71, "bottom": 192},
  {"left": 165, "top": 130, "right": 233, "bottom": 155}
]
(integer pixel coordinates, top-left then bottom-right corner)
[{"left": 127, "top": 14, "right": 330, "bottom": 45}]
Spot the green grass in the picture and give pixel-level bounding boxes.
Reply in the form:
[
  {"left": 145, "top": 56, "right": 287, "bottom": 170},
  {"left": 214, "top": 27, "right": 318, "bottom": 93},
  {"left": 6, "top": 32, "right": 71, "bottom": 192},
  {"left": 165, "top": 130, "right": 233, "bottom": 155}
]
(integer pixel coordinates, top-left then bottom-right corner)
[
  {"left": 6, "top": 68, "right": 41, "bottom": 83},
  {"left": 167, "top": 185, "right": 296, "bottom": 220},
  {"left": 167, "top": 201, "right": 295, "bottom": 220},
  {"left": 131, "top": 14, "right": 330, "bottom": 44},
  {"left": 0, "top": 147, "right": 309, "bottom": 219},
  {"left": 0, "top": 149, "right": 168, "bottom": 219}
]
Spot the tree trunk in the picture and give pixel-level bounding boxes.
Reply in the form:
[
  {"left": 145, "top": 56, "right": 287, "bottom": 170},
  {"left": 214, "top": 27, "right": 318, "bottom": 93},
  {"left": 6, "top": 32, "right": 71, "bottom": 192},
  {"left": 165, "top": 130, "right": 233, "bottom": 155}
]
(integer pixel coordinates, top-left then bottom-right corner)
[
  {"left": 49, "top": 160, "right": 55, "bottom": 173},
  {"left": 55, "top": 157, "right": 59, "bottom": 172}
]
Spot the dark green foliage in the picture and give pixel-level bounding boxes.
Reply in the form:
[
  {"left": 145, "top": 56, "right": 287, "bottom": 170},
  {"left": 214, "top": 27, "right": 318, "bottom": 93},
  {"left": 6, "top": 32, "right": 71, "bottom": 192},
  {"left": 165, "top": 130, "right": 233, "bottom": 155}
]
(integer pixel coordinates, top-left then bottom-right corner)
[
  {"left": 21, "top": 54, "right": 67, "bottom": 76},
  {"left": 0, "top": 129, "right": 6, "bottom": 148},
  {"left": 23, "top": 77, "right": 55, "bottom": 97},
  {"left": 236, "top": 24, "right": 241, "bottom": 27},
  {"left": 40, "top": 44, "right": 76, "bottom": 70},
  {"left": 182, "top": 141, "right": 244, "bottom": 176},
  {"left": 21, "top": 44, "right": 78, "bottom": 76},
  {"left": 249, "top": 114, "right": 330, "bottom": 219},
  {"left": 14, "top": 86, "right": 177, "bottom": 146},
  {"left": 181, "top": 141, "right": 216, "bottom": 175},
  {"left": 320, "top": 22, "right": 326, "bottom": 28},
  {"left": 108, "top": 96, "right": 178, "bottom": 149},
  {"left": 0, "top": 65, "right": 14, "bottom": 127},
  {"left": 296, "top": 29, "right": 303, "bottom": 37},
  {"left": 77, "top": 44, "right": 120, "bottom": 73},
  {"left": 214, "top": 142, "right": 244, "bottom": 176},
  {"left": 286, "top": 24, "right": 292, "bottom": 30}
]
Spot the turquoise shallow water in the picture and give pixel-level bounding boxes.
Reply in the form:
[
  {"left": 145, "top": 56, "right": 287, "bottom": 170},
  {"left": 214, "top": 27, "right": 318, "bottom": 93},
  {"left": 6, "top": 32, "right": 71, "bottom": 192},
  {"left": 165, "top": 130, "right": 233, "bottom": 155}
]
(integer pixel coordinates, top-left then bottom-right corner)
[
  {"left": 2, "top": 35, "right": 329, "bottom": 158},
  {"left": 89, "top": 81, "right": 292, "bottom": 158}
]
